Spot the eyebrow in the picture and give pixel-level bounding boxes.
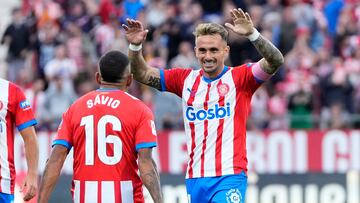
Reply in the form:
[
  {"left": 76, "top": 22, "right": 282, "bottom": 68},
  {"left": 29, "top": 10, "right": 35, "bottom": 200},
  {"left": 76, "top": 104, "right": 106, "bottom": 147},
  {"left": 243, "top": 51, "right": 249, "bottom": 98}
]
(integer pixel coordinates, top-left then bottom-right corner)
[{"left": 198, "top": 47, "right": 219, "bottom": 51}]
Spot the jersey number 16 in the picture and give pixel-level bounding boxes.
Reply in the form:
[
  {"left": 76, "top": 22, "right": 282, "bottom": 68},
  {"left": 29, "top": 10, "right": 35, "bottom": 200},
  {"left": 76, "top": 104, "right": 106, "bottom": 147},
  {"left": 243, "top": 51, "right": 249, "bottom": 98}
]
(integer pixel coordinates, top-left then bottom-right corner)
[{"left": 80, "top": 115, "right": 122, "bottom": 166}]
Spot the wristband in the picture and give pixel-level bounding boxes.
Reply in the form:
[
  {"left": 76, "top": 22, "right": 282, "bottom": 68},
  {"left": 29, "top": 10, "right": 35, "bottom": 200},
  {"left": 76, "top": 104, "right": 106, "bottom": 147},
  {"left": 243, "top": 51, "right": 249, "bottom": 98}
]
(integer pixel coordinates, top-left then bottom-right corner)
[
  {"left": 247, "top": 29, "right": 260, "bottom": 42},
  {"left": 129, "top": 43, "right": 142, "bottom": 51}
]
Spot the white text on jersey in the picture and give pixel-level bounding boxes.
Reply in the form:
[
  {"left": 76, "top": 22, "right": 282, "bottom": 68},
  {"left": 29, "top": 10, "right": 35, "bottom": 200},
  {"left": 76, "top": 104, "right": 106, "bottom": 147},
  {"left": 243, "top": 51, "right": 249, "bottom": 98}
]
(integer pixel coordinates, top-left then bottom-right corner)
[
  {"left": 87, "top": 95, "right": 120, "bottom": 109},
  {"left": 186, "top": 103, "right": 231, "bottom": 121}
]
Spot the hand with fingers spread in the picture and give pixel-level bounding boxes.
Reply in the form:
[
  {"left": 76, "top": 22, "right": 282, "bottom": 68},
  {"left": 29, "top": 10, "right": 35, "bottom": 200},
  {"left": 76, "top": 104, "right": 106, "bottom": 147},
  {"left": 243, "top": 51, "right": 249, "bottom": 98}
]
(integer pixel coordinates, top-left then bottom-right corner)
[
  {"left": 122, "top": 18, "right": 148, "bottom": 45},
  {"left": 21, "top": 173, "right": 38, "bottom": 201},
  {"left": 225, "top": 8, "right": 255, "bottom": 36}
]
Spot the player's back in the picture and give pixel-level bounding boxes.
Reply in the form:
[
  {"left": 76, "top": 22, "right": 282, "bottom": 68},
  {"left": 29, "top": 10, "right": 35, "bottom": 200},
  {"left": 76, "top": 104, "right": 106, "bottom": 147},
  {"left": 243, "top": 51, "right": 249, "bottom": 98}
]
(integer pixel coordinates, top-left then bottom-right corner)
[{"left": 55, "top": 88, "right": 157, "bottom": 203}]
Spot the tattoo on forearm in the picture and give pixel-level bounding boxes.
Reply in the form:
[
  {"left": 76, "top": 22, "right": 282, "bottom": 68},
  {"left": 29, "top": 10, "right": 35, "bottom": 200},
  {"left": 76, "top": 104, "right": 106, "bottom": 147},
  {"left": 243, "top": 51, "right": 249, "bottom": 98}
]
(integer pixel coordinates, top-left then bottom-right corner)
[
  {"left": 142, "top": 171, "right": 163, "bottom": 203},
  {"left": 148, "top": 76, "right": 161, "bottom": 90},
  {"left": 251, "top": 35, "right": 284, "bottom": 74},
  {"left": 130, "top": 52, "right": 162, "bottom": 90},
  {"left": 130, "top": 55, "right": 147, "bottom": 80}
]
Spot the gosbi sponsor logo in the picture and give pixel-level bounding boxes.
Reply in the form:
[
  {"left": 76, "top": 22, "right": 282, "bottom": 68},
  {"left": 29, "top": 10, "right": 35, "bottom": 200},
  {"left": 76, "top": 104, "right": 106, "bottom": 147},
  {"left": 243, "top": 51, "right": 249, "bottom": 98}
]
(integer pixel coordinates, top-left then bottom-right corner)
[{"left": 185, "top": 103, "right": 231, "bottom": 121}]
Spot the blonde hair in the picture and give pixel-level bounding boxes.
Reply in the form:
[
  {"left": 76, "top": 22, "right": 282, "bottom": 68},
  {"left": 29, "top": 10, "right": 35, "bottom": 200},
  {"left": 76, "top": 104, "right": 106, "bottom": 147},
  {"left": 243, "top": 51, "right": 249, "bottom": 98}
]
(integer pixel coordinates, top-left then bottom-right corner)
[{"left": 193, "top": 23, "right": 229, "bottom": 42}]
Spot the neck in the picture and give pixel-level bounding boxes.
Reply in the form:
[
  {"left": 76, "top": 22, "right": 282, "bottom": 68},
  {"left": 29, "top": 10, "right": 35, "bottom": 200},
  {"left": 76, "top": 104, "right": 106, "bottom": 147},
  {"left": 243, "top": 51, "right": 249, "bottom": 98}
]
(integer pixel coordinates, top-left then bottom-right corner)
[{"left": 204, "top": 66, "right": 225, "bottom": 79}]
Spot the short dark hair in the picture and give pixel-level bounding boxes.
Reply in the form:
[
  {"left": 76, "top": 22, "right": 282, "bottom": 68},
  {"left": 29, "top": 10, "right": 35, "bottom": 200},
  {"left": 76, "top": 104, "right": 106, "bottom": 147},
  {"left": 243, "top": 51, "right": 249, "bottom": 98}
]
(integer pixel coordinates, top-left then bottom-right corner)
[{"left": 99, "top": 50, "right": 129, "bottom": 83}]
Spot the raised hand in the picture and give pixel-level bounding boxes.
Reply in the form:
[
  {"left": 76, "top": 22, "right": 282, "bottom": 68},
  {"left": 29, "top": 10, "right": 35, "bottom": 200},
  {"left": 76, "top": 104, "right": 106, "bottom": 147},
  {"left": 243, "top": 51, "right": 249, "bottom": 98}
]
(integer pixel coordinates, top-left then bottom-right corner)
[
  {"left": 225, "top": 8, "right": 254, "bottom": 36},
  {"left": 122, "top": 18, "right": 148, "bottom": 45}
]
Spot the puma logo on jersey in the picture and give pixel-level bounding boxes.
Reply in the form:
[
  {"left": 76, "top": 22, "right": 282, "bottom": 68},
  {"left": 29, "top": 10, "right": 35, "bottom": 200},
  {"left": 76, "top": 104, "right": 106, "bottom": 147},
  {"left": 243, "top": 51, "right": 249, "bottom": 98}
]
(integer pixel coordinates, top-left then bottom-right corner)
[{"left": 187, "top": 88, "right": 196, "bottom": 96}]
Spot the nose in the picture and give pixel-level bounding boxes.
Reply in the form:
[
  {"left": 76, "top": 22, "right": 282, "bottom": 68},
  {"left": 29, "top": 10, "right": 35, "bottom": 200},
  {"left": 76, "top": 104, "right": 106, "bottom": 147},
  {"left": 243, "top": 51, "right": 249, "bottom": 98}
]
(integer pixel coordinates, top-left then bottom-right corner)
[{"left": 204, "top": 51, "right": 213, "bottom": 60}]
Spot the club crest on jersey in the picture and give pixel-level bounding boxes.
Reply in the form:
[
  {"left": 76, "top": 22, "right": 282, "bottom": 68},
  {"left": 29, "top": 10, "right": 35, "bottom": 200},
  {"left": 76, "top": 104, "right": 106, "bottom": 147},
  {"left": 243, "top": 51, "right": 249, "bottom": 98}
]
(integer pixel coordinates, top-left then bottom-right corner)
[
  {"left": 226, "top": 189, "right": 242, "bottom": 203},
  {"left": 0, "top": 101, "right": 3, "bottom": 110},
  {"left": 19, "top": 100, "right": 31, "bottom": 110},
  {"left": 217, "top": 83, "right": 230, "bottom": 96}
]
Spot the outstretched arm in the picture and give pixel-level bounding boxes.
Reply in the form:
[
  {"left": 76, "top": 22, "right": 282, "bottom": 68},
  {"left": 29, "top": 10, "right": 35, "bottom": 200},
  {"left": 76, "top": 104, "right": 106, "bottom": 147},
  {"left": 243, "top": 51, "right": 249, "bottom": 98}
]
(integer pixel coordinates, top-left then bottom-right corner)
[
  {"left": 38, "top": 145, "right": 68, "bottom": 203},
  {"left": 122, "top": 19, "right": 161, "bottom": 90},
  {"left": 138, "top": 148, "right": 163, "bottom": 203},
  {"left": 129, "top": 50, "right": 161, "bottom": 90},
  {"left": 225, "top": 8, "right": 284, "bottom": 74},
  {"left": 19, "top": 126, "right": 39, "bottom": 201},
  {"left": 250, "top": 34, "right": 284, "bottom": 74}
]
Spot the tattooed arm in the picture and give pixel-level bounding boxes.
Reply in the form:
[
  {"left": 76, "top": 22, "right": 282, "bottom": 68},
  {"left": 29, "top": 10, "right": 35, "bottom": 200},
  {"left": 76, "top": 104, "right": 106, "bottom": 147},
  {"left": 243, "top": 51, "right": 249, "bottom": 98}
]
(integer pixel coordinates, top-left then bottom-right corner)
[
  {"left": 251, "top": 34, "right": 284, "bottom": 74},
  {"left": 138, "top": 148, "right": 163, "bottom": 203},
  {"left": 128, "top": 50, "right": 161, "bottom": 90},
  {"left": 225, "top": 8, "right": 284, "bottom": 74},
  {"left": 123, "top": 18, "right": 162, "bottom": 90}
]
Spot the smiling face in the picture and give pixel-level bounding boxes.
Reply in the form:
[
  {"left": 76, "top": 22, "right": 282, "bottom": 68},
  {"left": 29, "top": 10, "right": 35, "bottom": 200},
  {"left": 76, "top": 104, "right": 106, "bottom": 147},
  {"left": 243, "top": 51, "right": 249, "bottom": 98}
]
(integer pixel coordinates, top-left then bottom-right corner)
[{"left": 195, "top": 34, "right": 229, "bottom": 79}]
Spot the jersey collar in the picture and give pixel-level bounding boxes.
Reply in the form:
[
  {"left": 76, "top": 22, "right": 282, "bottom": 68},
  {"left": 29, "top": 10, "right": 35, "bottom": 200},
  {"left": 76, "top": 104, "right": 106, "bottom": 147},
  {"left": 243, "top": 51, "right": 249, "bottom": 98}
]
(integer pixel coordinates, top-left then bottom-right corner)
[
  {"left": 202, "top": 66, "right": 229, "bottom": 83},
  {"left": 96, "top": 87, "right": 121, "bottom": 92}
]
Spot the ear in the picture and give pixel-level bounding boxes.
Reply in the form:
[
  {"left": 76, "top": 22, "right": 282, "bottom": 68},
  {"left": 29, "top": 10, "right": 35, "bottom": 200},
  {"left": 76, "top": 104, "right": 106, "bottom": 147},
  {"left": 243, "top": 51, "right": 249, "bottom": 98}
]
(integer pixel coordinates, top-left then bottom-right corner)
[
  {"left": 95, "top": 72, "right": 101, "bottom": 85},
  {"left": 194, "top": 46, "right": 199, "bottom": 57},
  {"left": 126, "top": 74, "right": 133, "bottom": 87},
  {"left": 224, "top": 45, "right": 230, "bottom": 54}
]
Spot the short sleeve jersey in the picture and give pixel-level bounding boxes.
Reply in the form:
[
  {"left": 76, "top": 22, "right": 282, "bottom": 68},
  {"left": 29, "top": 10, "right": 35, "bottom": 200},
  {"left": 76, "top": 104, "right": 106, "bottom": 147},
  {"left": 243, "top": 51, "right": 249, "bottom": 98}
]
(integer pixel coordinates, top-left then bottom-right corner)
[
  {"left": 53, "top": 89, "right": 157, "bottom": 203},
  {"left": 160, "top": 64, "right": 264, "bottom": 179},
  {"left": 0, "top": 78, "right": 37, "bottom": 194}
]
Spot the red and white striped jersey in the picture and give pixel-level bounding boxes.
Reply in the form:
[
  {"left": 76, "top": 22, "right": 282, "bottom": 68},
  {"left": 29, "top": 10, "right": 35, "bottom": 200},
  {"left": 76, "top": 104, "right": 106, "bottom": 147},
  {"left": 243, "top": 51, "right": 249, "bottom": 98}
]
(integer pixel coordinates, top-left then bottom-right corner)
[
  {"left": 160, "top": 63, "right": 266, "bottom": 179},
  {"left": 0, "top": 78, "right": 37, "bottom": 194},
  {"left": 71, "top": 180, "right": 140, "bottom": 203},
  {"left": 54, "top": 88, "right": 157, "bottom": 203}
]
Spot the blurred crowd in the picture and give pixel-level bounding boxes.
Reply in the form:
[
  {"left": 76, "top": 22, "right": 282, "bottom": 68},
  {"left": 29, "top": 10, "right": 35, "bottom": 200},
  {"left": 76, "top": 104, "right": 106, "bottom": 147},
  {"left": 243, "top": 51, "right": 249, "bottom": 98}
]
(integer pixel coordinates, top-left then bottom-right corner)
[{"left": 1, "top": 0, "right": 359, "bottom": 131}]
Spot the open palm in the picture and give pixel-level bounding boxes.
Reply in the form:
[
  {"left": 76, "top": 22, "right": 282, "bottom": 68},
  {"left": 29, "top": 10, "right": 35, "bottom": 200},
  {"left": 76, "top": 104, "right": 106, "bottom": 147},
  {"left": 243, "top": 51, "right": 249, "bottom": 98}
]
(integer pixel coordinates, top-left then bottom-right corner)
[
  {"left": 225, "top": 8, "right": 254, "bottom": 36},
  {"left": 122, "top": 18, "right": 148, "bottom": 45}
]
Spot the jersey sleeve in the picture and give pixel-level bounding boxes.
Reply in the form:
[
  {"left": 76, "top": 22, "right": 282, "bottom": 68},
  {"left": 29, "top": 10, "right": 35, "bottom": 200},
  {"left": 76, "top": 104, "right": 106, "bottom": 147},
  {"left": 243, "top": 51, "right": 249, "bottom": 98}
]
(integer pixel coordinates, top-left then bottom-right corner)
[
  {"left": 14, "top": 85, "right": 37, "bottom": 131},
  {"left": 160, "top": 68, "right": 192, "bottom": 97},
  {"left": 233, "top": 63, "right": 269, "bottom": 94},
  {"left": 135, "top": 106, "right": 157, "bottom": 151},
  {"left": 52, "top": 109, "right": 73, "bottom": 150}
]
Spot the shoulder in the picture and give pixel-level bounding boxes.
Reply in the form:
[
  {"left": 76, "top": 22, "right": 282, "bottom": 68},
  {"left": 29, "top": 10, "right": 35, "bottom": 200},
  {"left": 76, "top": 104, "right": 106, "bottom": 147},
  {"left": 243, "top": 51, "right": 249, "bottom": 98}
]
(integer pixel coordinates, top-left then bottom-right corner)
[
  {"left": 124, "top": 92, "right": 150, "bottom": 109},
  {"left": 123, "top": 92, "right": 141, "bottom": 101},
  {"left": 123, "top": 92, "right": 153, "bottom": 115},
  {"left": 7, "top": 80, "right": 22, "bottom": 91},
  {"left": 163, "top": 67, "right": 194, "bottom": 76},
  {"left": 229, "top": 63, "right": 257, "bottom": 77},
  {"left": 231, "top": 63, "right": 254, "bottom": 71},
  {"left": 7, "top": 81, "right": 26, "bottom": 100},
  {"left": 164, "top": 68, "right": 201, "bottom": 83},
  {"left": 68, "top": 91, "right": 94, "bottom": 109}
]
